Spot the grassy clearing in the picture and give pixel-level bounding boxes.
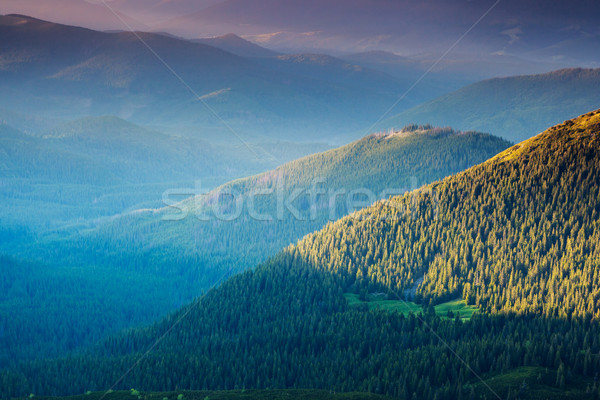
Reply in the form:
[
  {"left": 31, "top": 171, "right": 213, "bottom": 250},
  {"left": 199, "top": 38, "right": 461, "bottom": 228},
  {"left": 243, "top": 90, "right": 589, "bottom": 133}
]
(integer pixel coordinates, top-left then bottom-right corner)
[
  {"left": 344, "top": 293, "right": 421, "bottom": 315},
  {"left": 434, "top": 298, "right": 478, "bottom": 320},
  {"left": 345, "top": 294, "right": 477, "bottom": 320}
]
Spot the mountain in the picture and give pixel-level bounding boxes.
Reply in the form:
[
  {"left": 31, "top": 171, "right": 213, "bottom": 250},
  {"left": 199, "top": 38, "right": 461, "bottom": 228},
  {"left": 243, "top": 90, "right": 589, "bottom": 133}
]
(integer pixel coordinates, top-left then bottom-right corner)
[
  {"left": 0, "top": 126, "right": 510, "bottom": 368},
  {"left": 341, "top": 50, "right": 570, "bottom": 99},
  {"left": 0, "top": 123, "right": 118, "bottom": 184},
  {"left": 4, "top": 110, "right": 599, "bottom": 399},
  {"left": 293, "top": 109, "right": 600, "bottom": 317},
  {"left": 252, "top": 54, "right": 410, "bottom": 99},
  {"left": 340, "top": 51, "right": 471, "bottom": 104},
  {"left": 0, "top": 107, "right": 62, "bottom": 135},
  {"left": 193, "top": 33, "right": 281, "bottom": 58},
  {"left": 0, "top": 114, "right": 332, "bottom": 232},
  {"left": 0, "top": 115, "right": 229, "bottom": 186},
  {"left": 0, "top": 14, "right": 407, "bottom": 142},
  {"left": 38, "top": 116, "right": 222, "bottom": 183},
  {"left": 377, "top": 68, "right": 600, "bottom": 143},
  {"left": 0, "top": 0, "right": 148, "bottom": 31}
]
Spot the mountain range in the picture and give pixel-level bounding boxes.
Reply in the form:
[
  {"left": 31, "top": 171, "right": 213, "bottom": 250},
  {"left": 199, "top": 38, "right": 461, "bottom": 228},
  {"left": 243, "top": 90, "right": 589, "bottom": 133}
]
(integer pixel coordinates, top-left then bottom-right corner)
[
  {"left": 0, "top": 115, "right": 305, "bottom": 231},
  {"left": 4, "top": 0, "right": 599, "bottom": 73},
  {"left": 3, "top": 15, "right": 599, "bottom": 146},
  {"left": 65, "top": 125, "right": 510, "bottom": 277},
  {"left": 0, "top": 14, "right": 412, "bottom": 142},
  {"left": 155, "top": 0, "right": 600, "bottom": 62},
  {"left": 193, "top": 33, "right": 281, "bottom": 58}
]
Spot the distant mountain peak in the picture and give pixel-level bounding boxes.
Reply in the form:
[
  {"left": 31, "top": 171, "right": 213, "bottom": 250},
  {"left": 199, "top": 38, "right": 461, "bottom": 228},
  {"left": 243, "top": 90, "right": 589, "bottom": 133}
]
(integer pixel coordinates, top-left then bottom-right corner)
[
  {"left": 193, "top": 33, "right": 280, "bottom": 58},
  {"left": 3, "top": 14, "right": 47, "bottom": 25},
  {"left": 219, "top": 33, "right": 244, "bottom": 40}
]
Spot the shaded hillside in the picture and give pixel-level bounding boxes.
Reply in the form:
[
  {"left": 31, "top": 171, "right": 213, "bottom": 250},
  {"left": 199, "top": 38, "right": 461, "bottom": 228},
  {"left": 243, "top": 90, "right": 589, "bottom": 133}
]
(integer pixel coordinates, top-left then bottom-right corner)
[
  {"left": 0, "top": 255, "right": 187, "bottom": 369},
  {"left": 0, "top": 115, "right": 332, "bottom": 230},
  {"left": 378, "top": 68, "right": 600, "bottom": 143},
  {"left": 252, "top": 53, "right": 405, "bottom": 98}
]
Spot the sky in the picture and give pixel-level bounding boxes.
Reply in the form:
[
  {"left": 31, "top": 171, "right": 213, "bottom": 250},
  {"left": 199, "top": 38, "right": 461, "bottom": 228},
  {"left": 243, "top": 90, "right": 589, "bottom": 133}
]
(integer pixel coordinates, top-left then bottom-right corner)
[{"left": 0, "top": 0, "right": 599, "bottom": 66}]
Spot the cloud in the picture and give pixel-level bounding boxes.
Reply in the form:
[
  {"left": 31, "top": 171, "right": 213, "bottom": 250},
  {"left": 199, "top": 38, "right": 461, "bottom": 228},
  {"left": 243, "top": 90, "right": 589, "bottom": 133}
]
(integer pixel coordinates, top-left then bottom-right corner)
[{"left": 501, "top": 27, "right": 522, "bottom": 45}]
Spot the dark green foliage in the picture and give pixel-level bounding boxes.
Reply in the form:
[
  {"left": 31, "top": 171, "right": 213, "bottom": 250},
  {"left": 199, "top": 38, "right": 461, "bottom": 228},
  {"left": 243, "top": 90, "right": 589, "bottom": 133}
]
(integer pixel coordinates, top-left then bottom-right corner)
[
  {"left": 3, "top": 254, "right": 600, "bottom": 399},
  {"left": 23, "top": 389, "right": 393, "bottom": 400},
  {"left": 0, "top": 256, "right": 195, "bottom": 369},
  {"left": 470, "top": 366, "right": 597, "bottom": 400}
]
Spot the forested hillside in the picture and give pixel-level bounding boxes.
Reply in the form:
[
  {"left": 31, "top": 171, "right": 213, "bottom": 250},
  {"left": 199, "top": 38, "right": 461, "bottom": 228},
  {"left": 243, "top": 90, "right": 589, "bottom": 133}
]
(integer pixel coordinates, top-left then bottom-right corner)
[
  {"left": 0, "top": 117, "right": 222, "bottom": 183},
  {"left": 0, "top": 256, "right": 188, "bottom": 367},
  {"left": 0, "top": 115, "right": 333, "bottom": 230},
  {"left": 294, "top": 109, "right": 600, "bottom": 319},
  {"left": 3, "top": 112, "right": 600, "bottom": 399},
  {"left": 0, "top": 126, "right": 509, "bottom": 368},
  {"left": 69, "top": 126, "right": 509, "bottom": 277}
]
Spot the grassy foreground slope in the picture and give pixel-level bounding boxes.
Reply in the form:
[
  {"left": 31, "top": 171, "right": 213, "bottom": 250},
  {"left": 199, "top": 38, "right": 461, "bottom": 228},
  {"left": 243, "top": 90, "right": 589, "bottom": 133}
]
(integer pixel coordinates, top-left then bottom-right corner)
[{"left": 3, "top": 113, "right": 600, "bottom": 399}]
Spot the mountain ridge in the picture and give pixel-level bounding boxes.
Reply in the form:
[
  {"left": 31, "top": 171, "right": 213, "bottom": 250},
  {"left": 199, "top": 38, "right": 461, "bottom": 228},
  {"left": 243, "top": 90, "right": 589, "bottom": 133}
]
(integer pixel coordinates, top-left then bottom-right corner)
[
  {"left": 378, "top": 67, "right": 600, "bottom": 143},
  {"left": 193, "top": 33, "right": 281, "bottom": 57}
]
